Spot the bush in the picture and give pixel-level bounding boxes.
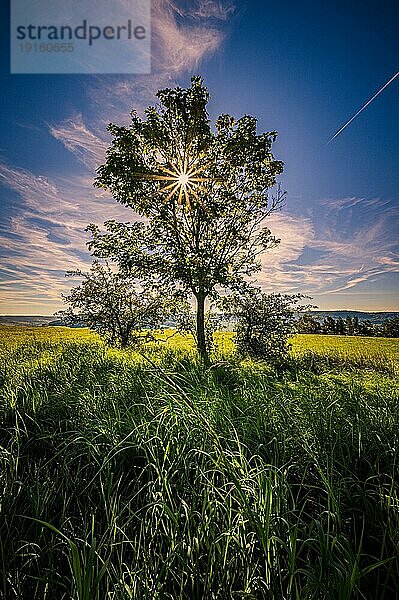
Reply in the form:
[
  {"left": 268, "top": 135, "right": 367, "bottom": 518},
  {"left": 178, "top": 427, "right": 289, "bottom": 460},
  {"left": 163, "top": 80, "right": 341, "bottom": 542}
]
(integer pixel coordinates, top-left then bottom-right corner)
[{"left": 223, "top": 288, "right": 312, "bottom": 362}]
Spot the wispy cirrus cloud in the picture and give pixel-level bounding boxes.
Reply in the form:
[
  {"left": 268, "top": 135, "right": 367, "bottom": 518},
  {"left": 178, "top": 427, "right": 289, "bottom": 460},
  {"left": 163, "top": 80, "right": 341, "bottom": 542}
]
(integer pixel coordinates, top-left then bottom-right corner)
[
  {"left": 1, "top": 154, "right": 398, "bottom": 314},
  {"left": 0, "top": 163, "right": 131, "bottom": 313},
  {"left": 189, "top": 0, "right": 236, "bottom": 20},
  {"left": 259, "top": 197, "right": 399, "bottom": 298},
  {"left": 310, "top": 197, "right": 399, "bottom": 294},
  {"left": 49, "top": 114, "right": 108, "bottom": 171},
  {"left": 151, "top": 0, "right": 229, "bottom": 74}
]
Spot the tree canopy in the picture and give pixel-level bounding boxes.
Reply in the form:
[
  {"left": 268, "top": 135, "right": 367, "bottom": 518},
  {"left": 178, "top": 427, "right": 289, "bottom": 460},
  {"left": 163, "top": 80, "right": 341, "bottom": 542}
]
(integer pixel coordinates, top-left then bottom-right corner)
[{"left": 89, "top": 76, "right": 284, "bottom": 359}]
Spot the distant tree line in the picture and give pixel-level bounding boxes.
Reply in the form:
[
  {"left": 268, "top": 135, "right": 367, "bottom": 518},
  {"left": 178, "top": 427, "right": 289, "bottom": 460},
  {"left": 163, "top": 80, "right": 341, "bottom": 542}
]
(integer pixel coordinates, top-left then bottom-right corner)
[{"left": 296, "top": 314, "right": 399, "bottom": 338}]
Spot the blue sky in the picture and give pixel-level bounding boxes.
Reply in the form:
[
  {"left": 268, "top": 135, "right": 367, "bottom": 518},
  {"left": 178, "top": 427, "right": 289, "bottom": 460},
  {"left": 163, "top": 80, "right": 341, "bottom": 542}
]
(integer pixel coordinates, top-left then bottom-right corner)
[{"left": 1, "top": 0, "right": 398, "bottom": 314}]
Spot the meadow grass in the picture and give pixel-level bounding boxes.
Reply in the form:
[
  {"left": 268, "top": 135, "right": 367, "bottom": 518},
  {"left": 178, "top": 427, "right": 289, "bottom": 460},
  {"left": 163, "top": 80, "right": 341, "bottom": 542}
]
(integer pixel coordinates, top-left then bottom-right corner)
[
  {"left": 0, "top": 327, "right": 398, "bottom": 598},
  {"left": 2, "top": 327, "right": 397, "bottom": 361}
]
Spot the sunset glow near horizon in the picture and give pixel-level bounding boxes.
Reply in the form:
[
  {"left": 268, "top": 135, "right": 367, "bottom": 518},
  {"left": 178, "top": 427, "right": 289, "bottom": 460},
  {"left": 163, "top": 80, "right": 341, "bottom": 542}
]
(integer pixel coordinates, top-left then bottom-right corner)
[{"left": 1, "top": 0, "right": 398, "bottom": 315}]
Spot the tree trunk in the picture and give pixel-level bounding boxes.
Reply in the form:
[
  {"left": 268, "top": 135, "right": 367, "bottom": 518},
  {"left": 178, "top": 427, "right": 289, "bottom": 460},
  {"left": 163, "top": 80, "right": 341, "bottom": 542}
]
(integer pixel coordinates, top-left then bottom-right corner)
[
  {"left": 195, "top": 289, "right": 208, "bottom": 363},
  {"left": 120, "top": 334, "right": 129, "bottom": 348}
]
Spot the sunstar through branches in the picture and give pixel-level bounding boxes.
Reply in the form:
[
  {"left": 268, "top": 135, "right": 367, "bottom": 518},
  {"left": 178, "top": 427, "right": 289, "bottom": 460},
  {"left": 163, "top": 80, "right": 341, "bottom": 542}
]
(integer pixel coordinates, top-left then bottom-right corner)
[{"left": 133, "top": 143, "right": 221, "bottom": 211}]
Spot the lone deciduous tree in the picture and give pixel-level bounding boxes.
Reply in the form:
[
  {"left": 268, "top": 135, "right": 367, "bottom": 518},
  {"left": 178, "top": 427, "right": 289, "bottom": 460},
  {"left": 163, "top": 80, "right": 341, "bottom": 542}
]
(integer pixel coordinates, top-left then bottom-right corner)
[
  {"left": 90, "top": 77, "right": 284, "bottom": 360},
  {"left": 58, "top": 261, "right": 170, "bottom": 348}
]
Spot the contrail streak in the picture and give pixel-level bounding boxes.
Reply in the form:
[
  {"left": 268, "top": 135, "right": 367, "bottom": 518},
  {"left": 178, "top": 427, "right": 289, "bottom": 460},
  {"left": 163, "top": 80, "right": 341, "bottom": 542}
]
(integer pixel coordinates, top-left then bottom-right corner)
[{"left": 327, "top": 70, "right": 399, "bottom": 144}]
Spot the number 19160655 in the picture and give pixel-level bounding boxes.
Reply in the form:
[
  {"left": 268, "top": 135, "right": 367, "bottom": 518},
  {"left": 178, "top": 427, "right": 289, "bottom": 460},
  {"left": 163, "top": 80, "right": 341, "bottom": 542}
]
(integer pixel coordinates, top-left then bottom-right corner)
[{"left": 19, "top": 43, "right": 74, "bottom": 52}]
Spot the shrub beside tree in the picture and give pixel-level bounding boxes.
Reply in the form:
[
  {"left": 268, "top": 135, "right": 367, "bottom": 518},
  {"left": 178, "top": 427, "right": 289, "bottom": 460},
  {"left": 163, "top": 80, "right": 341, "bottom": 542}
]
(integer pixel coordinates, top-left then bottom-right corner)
[
  {"left": 57, "top": 261, "right": 172, "bottom": 348},
  {"left": 221, "top": 288, "right": 312, "bottom": 362}
]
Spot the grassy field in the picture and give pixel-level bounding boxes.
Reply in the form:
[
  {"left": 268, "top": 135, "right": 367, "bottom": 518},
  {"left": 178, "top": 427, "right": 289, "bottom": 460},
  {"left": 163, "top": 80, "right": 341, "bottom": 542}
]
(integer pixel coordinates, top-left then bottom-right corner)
[
  {"left": 2, "top": 326, "right": 398, "bottom": 360},
  {"left": 0, "top": 327, "right": 398, "bottom": 599}
]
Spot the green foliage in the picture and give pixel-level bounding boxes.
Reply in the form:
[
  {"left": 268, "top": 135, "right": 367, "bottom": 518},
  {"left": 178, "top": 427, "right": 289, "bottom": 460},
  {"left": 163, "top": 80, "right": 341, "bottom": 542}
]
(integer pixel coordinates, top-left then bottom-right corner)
[
  {"left": 323, "top": 315, "right": 337, "bottom": 334},
  {"left": 380, "top": 316, "right": 399, "bottom": 338},
  {"left": 296, "top": 314, "right": 399, "bottom": 337},
  {"left": 336, "top": 316, "right": 345, "bottom": 335},
  {"left": 57, "top": 261, "right": 172, "bottom": 348},
  {"left": 0, "top": 327, "right": 398, "bottom": 598},
  {"left": 296, "top": 313, "right": 321, "bottom": 334},
  {"left": 222, "top": 288, "right": 312, "bottom": 362}
]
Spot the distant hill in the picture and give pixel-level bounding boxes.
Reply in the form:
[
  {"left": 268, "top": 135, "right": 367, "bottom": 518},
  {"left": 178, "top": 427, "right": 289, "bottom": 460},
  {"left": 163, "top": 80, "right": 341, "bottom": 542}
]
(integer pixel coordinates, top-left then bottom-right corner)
[
  {"left": 0, "top": 316, "right": 58, "bottom": 326},
  {"left": 1, "top": 311, "right": 398, "bottom": 328},
  {"left": 308, "top": 311, "right": 399, "bottom": 325}
]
